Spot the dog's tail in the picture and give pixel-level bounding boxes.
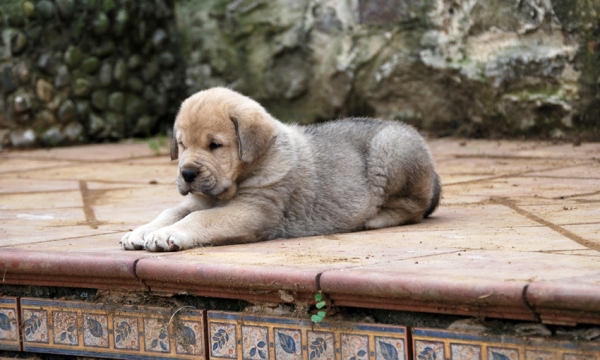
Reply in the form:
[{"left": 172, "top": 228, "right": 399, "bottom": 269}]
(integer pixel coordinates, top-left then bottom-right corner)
[{"left": 424, "top": 172, "right": 441, "bottom": 218}]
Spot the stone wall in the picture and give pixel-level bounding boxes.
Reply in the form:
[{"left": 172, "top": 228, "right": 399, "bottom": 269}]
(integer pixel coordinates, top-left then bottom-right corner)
[
  {"left": 177, "top": 0, "right": 600, "bottom": 140},
  {"left": 2, "top": 0, "right": 599, "bottom": 148},
  {"left": 0, "top": 0, "right": 185, "bottom": 148}
]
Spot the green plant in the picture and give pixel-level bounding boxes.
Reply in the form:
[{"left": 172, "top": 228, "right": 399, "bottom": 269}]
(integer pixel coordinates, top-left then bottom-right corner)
[
  {"left": 147, "top": 135, "right": 168, "bottom": 155},
  {"left": 310, "top": 292, "right": 327, "bottom": 324}
]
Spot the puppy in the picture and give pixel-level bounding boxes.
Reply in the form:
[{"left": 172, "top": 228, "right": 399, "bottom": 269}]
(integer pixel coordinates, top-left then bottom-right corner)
[{"left": 121, "top": 87, "right": 441, "bottom": 252}]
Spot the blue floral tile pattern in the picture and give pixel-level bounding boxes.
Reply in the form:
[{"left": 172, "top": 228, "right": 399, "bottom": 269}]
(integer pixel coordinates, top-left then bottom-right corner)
[
  {"left": 274, "top": 328, "right": 302, "bottom": 360},
  {"left": 525, "top": 350, "right": 556, "bottom": 360},
  {"left": 413, "top": 328, "right": 600, "bottom": 360},
  {"left": 307, "top": 331, "right": 335, "bottom": 360},
  {"left": 451, "top": 343, "right": 481, "bottom": 360},
  {"left": 52, "top": 311, "right": 79, "bottom": 346},
  {"left": 564, "top": 355, "right": 596, "bottom": 360},
  {"left": 415, "top": 340, "right": 444, "bottom": 360},
  {"left": 340, "top": 334, "right": 369, "bottom": 360},
  {"left": 82, "top": 313, "right": 109, "bottom": 348},
  {"left": 19, "top": 298, "right": 206, "bottom": 359},
  {"left": 175, "top": 320, "right": 204, "bottom": 355},
  {"left": 242, "top": 325, "right": 269, "bottom": 360},
  {"left": 207, "top": 311, "right": 409, "bottom": 360},
  {"left": 0, "top": 297, "right": 20, "bottom": 351},
  {"left": 144, "top": 318, "right": 171, "bottom": 353},
  {"left": 22, "top": 309, "right": 49, "bottom": 344},
  {"left": 211, "top": 322, "right": 238, "bottom": 358},
  {"left": 487, "top": 347, "right": 519, "bottom": 360},
  {"left": 113, "top": 316, "right": 139, "bottom": 351}
]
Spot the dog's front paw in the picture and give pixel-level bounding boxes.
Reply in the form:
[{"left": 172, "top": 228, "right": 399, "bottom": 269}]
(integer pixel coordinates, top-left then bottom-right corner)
[
  {"left": 144, "top": 227, "right": 190, "bottom": 252},
  {"left": 120, "top": 229, "right": 147, "bottom": 250}
]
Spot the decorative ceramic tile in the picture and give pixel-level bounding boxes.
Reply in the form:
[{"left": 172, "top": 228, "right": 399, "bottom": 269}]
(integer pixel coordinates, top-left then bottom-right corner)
[
  {"left": 415, "top": 340, "right": 444, "bottom": 360},
  {"left": 307, "top": 330, "right": 335, "bottom": 360},
  {"left": 22, "top": 309, "right": 49, "bottom": 343},
  {"left": 526, "top": 350, "right": 557, "bottom": 360},
  {"left": 52, "top": 311, "right": 79, "bottom": 346},
  {"left": 413, "top": 328, "right": 600, "bottom": 360},
  {"left": 451, "top": 343, "right": 481, "bottom": 360},
  {"left": 274, "top": 328, "right": 302, "bottom": 360},
  {"left": 242, "top": 325, "right": 269, "bottom": 360},
  {"left": 0, "top": 297, "right": 20, "bottom": 351},
  {"left": 207, "top": 311, "right": 408, "bottom": 360},
  {"left": 113, "top": 315, "right": 139, "bottom": 350},
  {"left": 20, "top": 298, "right": 206, "bottom": 359},
  {"left": 211, "top": 322, "right": 238, "bottom": 358},
  {"left": 341, "top": 334, "right": 369, "bottom": 360},
  {"left": 82, "top": 313, "right": 109, "bottom": 348},
  {"left": 487, "top": 347, "right": 519, "bottom": 360},
  {"left": 564, "top": 355, "right": 596, "bottom": 360}
]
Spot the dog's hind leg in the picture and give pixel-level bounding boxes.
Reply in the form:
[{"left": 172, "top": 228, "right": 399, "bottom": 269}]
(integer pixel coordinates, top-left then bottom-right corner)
[{"left": 364, "top": 195, "right": 429, "bottom": 229}]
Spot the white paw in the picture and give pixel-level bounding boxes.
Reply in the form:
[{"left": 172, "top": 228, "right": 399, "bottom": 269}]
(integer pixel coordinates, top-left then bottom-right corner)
[
  {"left": 120, "top": 228, "right": 147, "bottom": 250},
  {"left": 120, "top": 225, "right": 162, "bottom": 250},
  {"left": 144, "top": 227, "right": 190, "bottom": 252}
]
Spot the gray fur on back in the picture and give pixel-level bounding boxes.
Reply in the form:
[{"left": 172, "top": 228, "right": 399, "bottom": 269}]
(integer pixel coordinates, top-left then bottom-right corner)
[{"left": 237, "top": 117, "right": 440, "bottom": 240}]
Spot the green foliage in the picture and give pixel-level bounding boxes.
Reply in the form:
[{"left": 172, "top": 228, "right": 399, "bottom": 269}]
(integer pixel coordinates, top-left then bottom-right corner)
[
  {"left": 147, "top": 135, "right": 168, "bottom": 155},
  {"left": 311, "top": 292, "right": 327, "bottom": 324}
]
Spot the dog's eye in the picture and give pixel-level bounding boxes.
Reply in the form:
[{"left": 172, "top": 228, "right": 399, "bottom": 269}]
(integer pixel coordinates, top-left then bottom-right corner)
[{"left": 209, "top": 142, "right": 222, "bottom": 151}]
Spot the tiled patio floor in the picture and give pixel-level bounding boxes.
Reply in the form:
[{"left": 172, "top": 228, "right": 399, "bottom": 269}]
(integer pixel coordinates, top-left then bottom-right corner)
[{"left": 1, "top": 138, "right": 599, "bottom": 328}]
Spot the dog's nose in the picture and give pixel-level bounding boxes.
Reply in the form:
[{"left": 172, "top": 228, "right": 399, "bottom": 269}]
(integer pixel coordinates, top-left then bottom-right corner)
[{"left": 181, "top": 168, "right": 198, "bottom": 183}]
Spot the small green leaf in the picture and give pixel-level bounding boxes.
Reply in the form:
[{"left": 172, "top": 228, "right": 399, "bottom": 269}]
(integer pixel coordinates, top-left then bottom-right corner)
[
  {"left": 314, "top": 293, "right": 323, "bottom": 302},
  {"left": 316, "top": 301, "right": 326, "bottom": 309},
  {"left": 311, "top": 314, "right": 323, "bottom": 323},
  {"left": 317, "top": 311, "right": 326, "bottom": 318}
]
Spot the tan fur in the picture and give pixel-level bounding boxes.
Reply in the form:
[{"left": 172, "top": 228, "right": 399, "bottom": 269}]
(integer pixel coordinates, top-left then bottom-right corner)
[{"left": 121, "top": 87, "right": 441, "bottom": 252}]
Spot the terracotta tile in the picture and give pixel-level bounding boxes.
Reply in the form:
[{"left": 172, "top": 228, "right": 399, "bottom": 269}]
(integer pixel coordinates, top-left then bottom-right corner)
[
  {"left": 0, "top": 190, "right": 83, "bottom": 210},
  {"left": 526, "top": 162, "right": 600, "bottom": 179},
  {"left": 0, "top": 158, "right": 78, "bottom": 174},
  {"left": 0, "top": 177, "right": 79, "bottom": 194},
  {"left": 206, "top": 311, "right": 408, "bottom": 360},
  {"left": 319, "top": 249, "right": 600, "bottom": 321},
  {"left": 428, "top": 139, "right": 554, "bottom": 158},
  {"left": 19, "top": 298, "right": 206, "bottom": 359},
  {"left": 443, "top": 176, "right": 600, "bottom": 200},
  {"left": 561, "top": 224, "right": 600, "bottom": 247},
  {"left": 0, "top": 233, "right": 158, "bottom": 290},
  {"left": 519, "top": 203, "right": 600, "bottom": 226},
  {"left": 1, "top": 162, "right": 177, "bottom": 185},
  {"left": 437, "top": 158, "right": 582, "bottom": 185},
  {"left": 135, "top": 234, "right": 459, "bottom": 301},
  {"left": 0, "top": 297, "right": 20, "bottom": 351},
  {"left": 412, "top": 328, "right": 600, "bottom": 360},
  {"left": 0, "top": 208, "right": 100, "bottom": 247},
  {"left": 89, "top": 185, "right": 181, "bottom": 231},
  {"left": 3, "top": 142, "right": 169, "bottom": 161}
]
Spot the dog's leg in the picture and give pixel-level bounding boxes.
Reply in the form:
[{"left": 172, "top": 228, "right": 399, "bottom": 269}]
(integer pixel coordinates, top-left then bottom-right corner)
[
  {"left": 364, "top": 196, "right": 428, "bottom": 229},
  {"left": 121, "top": 194, "right": 212, "bottom": 250},
  {"left": 144, "top": 201, "right": 274, "bottom": 251}
]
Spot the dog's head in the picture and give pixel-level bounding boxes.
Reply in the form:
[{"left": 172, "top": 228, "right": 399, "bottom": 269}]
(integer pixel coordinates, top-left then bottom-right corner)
[{"left": 171, "top": 87, "right": 277, "bottom": 199}]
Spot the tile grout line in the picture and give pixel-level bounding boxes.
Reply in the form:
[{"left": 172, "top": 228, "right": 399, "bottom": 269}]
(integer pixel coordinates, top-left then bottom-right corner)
[
  {"left": 521, "top": 284, "right": 541, "bottom": 322},
  {"left": 78, "top": 180, "right": 99, "bottom": 229},
  {"left": 443, "top": 161, "right": 596, "bottom": 187},
  {"left": 491, "top": 197, "right": 600, "bottom": 252}
]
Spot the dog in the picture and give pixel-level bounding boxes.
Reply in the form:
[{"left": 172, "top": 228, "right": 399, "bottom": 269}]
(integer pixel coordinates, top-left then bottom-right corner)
[{"left": 121, "top": 87, "right": 441, "bottom": 252}]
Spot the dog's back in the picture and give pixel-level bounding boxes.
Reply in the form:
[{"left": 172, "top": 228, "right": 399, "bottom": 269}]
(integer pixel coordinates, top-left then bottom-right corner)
[{"left": 273, "top": 118, "right": 439, "bottom": 238}]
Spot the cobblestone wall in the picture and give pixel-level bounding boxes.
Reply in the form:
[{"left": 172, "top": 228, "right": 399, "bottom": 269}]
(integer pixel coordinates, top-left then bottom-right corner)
[{"left": 0, "top": 0, "right": 185, "bottom": 148}]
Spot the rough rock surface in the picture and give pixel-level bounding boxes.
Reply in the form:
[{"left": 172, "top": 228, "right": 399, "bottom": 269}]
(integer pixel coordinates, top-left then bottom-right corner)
[
  {"left": 0, "top": 0, "right": 185, "bottom": 149},
  {"left": 177, "top": 0, "right": 600, "bottom": 139}
]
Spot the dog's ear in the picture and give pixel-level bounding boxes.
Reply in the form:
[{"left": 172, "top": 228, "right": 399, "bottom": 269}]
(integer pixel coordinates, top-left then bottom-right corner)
[
  {"left": 230, "top": 111, "right": 276, "bottom": 164},
  {"left": 170, "top": 127, "right": 178, "bottom": 160}
]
